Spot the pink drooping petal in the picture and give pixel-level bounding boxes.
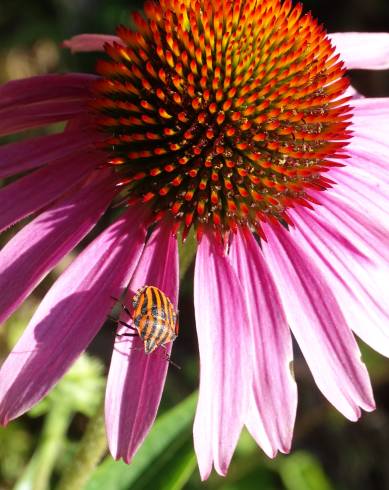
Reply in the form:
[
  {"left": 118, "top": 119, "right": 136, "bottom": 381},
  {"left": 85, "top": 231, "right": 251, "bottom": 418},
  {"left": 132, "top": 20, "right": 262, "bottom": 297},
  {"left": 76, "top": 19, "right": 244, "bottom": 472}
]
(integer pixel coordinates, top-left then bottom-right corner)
[
  {"left": 352, "top": 97, "right": 389, "bottom": 118},
  {"left": 329, "top": 32, "right": 389, "bottom": 70},
  {"left": 306, "top": 189, "right": 389, "bottom": 265},
  {"left": 229, "top": 228, "right": 297, "bottom": 456},
  {"left": 0, "top": 73, "right": 97, "bottom": 136},
  {"left": 344, "top": 85, "right": 361, "bottom": 99},
  {"left": 0, "top": 73, "right": 96, "bottom": 109},
  {"left": 0, "top": 150, "right": 105, "bottom": 233},
  {"left": 0, "top": 100, "right": 88, "bottom": 136},
  {"left": 328, "top": 166, "right": 389, "bottom": 233},
  {"left": 326, "top": 126, "right": 389, "bottom": 237},
  {"left": 63, "top": 34, "right": 123, "bottom": 53},
  {"left": 289, "top": 204, "right": 389, "bottom": 358},
  {"left": 0, "top": 207, "right": 148, "bottom": 424},
  {"left": 262, "top": 223, "right": 375, "bottom": 421},
  {"left": 106, "top": 219, "right": 179, "bottom": 463},
  {"left": 342, "top": 141, "right": 389, "bottom": 189},
  {"left": 193, "top": 233, "right": 251, "bottom": 479},
  {"left": 345, "top": 101, "right": 389, "bottom": 194},
  {"left": 305, "top": 118, "right": 389, "bottom": 352},
  {"left": 351, "top": 98, "right": 389, "bottom": 139},
  {"left": 0, "top": 170, "right": 116, "bottom": 325},
  {"left": 0, "top": 128, "right": 99, "bottom": 179}
]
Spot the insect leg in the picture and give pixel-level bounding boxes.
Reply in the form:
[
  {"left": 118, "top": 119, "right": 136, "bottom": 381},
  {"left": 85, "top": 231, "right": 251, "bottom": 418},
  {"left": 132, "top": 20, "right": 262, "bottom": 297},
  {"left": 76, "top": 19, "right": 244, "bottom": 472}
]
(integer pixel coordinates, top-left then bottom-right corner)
[
  {"left": 108, "top": 314, "right": 138, "bottom": 332},
  {"left": 129, "top": 346, "right": 145, "bottom": 352},
  {"left": 110, "top": 295, "right": 132, "bottom": 316},
  {"left": 116, "top": 319, "right": 137, "bottom": 330}
]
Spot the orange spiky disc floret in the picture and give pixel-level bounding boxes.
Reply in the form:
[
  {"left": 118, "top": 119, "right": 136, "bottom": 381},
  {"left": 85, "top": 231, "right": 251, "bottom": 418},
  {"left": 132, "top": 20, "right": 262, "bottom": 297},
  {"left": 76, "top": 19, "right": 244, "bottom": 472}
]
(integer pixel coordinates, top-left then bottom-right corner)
[{"left": 93, "top": 0, "right": 351, "bottom": 238}]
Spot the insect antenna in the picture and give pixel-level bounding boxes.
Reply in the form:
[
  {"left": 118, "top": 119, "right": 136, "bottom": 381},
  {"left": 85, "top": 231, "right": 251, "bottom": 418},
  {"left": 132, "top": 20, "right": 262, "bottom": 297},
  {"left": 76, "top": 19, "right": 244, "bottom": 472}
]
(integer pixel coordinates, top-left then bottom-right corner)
[
  {"left": 166, "top": 354, "right": 181, "bottom": 370},
  {"left": 161, "top": 346, "right": 181, "bottom": 370}
]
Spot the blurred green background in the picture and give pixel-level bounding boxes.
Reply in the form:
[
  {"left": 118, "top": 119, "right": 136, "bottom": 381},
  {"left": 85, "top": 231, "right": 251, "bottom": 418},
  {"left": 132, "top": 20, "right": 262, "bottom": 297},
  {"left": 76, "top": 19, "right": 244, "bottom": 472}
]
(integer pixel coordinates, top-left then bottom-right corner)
[{"left": 1, "top": 1, "right": 389, "bottom": 489}]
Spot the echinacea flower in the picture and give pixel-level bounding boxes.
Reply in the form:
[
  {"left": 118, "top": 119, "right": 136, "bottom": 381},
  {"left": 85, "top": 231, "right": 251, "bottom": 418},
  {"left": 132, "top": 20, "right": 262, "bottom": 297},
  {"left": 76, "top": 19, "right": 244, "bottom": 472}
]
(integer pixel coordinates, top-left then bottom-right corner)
[{"left": 1, "top": 0, "right": 389, "bottom": 480}]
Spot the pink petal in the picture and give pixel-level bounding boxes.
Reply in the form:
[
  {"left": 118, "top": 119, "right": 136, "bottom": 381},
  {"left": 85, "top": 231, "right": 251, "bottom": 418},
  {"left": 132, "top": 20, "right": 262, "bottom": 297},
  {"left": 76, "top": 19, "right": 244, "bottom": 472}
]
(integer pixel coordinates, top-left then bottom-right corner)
[
  {"left": 326, "top": 128, "right": 389, "bottom": 236},
  {"left": 0, "top": 128, "right": 99, "bottom": 179},
  {"left": 105, "top": 219, "right": 179, "bottom": 463},
  {"left": 0, "top": 74, "right": 96, "bottom": 109},
  {"left": 0, "top": 207, "right": 148, "bottom": 424},
  {"left": 329, "top": 32, "right": 389, "bottom": 70},
  {"left": 0, "top": 170, "right": 116, "bottom": 324},
  {"left": 0, "top": 100, "right": 87, "bottom": 136},
  {"left": 344, "top": 142, "right": 389, "bottom": 188},
  {"left": 304, "top": 189, "right": 389, "bottom": 264},
  {"left": 352, "top": 97, "right": 389, "bottom": 117},
  {"left": 290, "top": 205, "right": 389, "bottom": 358},
  {"left": 0, "top": 74, "right": 97, "bottom": 135},
  {"left": 0, "top": 150, "right": 104, "bottom": 233},
  {"left": 328, "top": 166, "right": 389, "bottom": 233},
  {"left": 193, "top": 233, "right": 251, "bottom": 479},
  {"left": 262, "top": 223, "right": 375, "bottom": 421},
  {"left": 229, "top": 228, "right": 297, "bottom": 456},
  {"left": 351, "top": 98, "right": 389, "bottom": 140},
  {"left": 63, "top": 34, "right": 123, "bottom": 53},
  {"left": 344, "top": 85, "right": 362, "bottom": 99}
]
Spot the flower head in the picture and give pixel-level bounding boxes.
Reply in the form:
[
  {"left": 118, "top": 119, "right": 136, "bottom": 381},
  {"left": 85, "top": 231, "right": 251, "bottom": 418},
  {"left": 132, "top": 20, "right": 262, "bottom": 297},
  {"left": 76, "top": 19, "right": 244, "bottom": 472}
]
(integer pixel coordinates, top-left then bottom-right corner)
[
  {"left": 1, "top": 0, "right": 389, "bottom": 481},
  {"left": 92, "top": 0, "right": 351, "bottom": 240}
]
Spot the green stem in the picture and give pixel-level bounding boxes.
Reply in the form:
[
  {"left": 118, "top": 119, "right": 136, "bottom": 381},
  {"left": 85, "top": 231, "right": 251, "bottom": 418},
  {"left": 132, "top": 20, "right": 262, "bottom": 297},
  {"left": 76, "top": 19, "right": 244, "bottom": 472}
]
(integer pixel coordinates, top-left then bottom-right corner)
[
  {"left": 14, "top": 404, "right": 73, "bottom": 490},
  {"left": 56, "top": 401, "right": 107, "bottom": 490}
]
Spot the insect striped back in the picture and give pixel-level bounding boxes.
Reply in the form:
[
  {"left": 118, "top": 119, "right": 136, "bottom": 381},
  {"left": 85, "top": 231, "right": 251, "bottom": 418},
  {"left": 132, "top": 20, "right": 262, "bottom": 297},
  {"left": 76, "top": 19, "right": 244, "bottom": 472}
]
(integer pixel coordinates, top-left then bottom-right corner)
[{"left": 132, "top": 285, "right": 178, "bottom": 354}]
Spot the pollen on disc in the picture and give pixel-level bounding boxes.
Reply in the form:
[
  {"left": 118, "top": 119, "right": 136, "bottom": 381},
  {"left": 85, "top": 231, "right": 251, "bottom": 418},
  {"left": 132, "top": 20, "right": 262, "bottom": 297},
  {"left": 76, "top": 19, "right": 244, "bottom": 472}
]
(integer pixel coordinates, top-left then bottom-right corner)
[{"left": 93, "top": 0, "right": 351, "bottom": 238}]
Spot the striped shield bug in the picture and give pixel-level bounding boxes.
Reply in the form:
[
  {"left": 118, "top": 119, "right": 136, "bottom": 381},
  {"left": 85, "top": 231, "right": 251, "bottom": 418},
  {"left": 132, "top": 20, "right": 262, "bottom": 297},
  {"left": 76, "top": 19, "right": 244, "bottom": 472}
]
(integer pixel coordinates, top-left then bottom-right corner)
[{"left": 111, "top": 285, "right": 180, "bottom": 368}]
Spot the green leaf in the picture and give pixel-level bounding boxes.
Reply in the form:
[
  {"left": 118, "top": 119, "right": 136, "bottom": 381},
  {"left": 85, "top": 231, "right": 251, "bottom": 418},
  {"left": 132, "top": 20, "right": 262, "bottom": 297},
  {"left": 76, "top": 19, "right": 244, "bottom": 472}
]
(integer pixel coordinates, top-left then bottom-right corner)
[
  {"left": 277, "top": 451, "right": 335, "bottom": 490},
  {"left": 85, "top": 391, "right": 198, "bottom": 490},
  {"left": 139, "top": 438, "right": 196, "bottom": 490},
  {"left": 178, "top": 229, "right": 196, "bottom": 280}
]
